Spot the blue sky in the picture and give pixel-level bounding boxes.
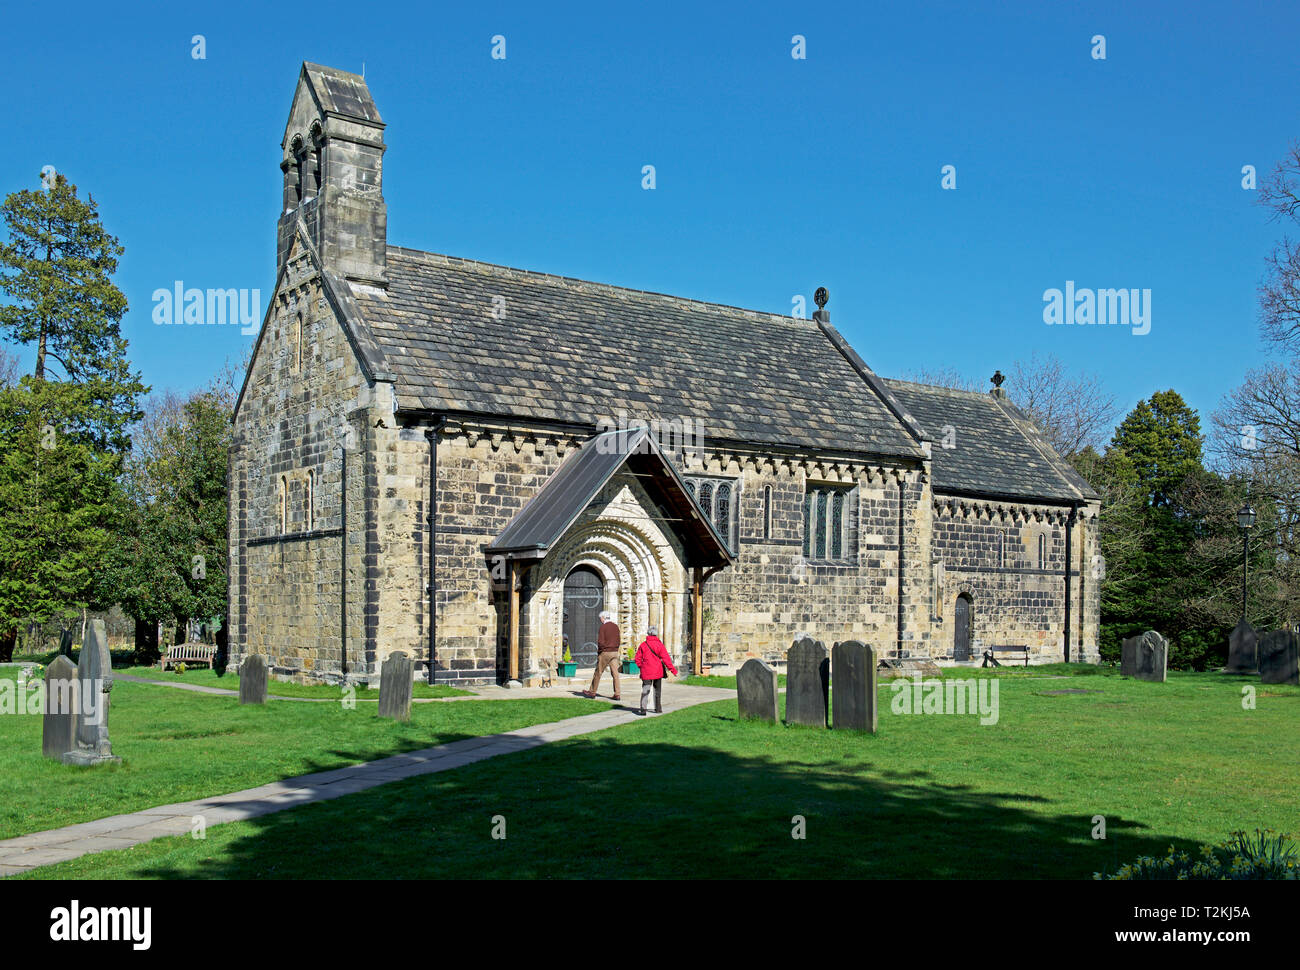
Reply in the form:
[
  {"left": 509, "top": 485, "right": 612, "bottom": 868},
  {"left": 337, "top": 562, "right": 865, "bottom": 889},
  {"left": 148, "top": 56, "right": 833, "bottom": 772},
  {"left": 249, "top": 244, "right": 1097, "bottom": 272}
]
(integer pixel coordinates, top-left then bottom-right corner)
[{"left": 2, "top": 0, "right": 1295, "bottom": 441}]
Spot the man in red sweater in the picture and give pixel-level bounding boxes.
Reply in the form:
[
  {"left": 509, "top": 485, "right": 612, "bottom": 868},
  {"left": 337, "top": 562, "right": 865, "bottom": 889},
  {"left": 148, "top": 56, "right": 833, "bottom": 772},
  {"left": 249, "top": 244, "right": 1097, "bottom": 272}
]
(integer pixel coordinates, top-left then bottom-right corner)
[{"left": 583, "top": 611, "right": 621, "bottom": 700}]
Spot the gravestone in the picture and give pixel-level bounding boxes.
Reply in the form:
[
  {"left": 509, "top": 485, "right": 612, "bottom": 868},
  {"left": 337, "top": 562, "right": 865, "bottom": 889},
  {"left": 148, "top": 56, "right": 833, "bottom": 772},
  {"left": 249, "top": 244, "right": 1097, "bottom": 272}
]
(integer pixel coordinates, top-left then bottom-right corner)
[
  {"left": 736, "top": 658, "right": 778, "bottom": 722},
  {"left": 378, "top": 651, "right": 414, "bottom": 721},
  {"left": 1259, "top": 630, "right": 1300, "bottom": 686},
  {"left": 240, "top": 654, "right": 268, "bottom": 705},
  {"left": 61, "top": 619, "right": 120, "bottom": 766},
  {"left": 1225, "top": 619, "right": 1258, "bottom": 674},
  {"left": 42, "top": 655, "right": 79, "bottom": 760},
  {"left": 832, "top": 640, "right": 878, "bottom": 733},
  {"left": 1121, "top": 630, "right": 1168, "bottom": 682},
  {"left": 785, "top": 636, "right": 828, "bottom": 727},
  {"left": 56, "top": 628, "right": 74, "bottom": 659}
]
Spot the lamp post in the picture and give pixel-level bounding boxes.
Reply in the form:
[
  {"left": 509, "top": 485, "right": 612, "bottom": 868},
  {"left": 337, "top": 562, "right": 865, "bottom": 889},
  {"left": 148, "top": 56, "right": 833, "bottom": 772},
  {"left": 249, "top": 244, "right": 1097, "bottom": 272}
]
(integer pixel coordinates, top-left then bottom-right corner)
[{"left": 1237, "top": 503, "right": 1255, "bottom": 621}]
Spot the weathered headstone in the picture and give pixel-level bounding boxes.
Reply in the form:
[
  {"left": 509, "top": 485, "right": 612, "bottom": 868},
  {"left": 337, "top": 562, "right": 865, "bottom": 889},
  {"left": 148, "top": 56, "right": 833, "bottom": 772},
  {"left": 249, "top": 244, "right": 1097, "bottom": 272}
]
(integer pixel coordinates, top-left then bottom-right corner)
[
  {"left": 378, "top": 651, "right": 414, "bottom": 721},
  {"left": 56, "top": 628, "right": 74, "bottom": 659},
  {"left": 42, "top": 655, "right": 79, "bottom": 760},
  {"left": 61, "top": 619, "right": 120, "bottom": 766},
  {"left": 240, "top": 654, "right": 268, "bottom": 705},
  {"left": 1225, "top": 619, "right": 1258, "bottom": 674},
  {"left": 1121, "top": 631, "right": 1168, "bottom": 683},
  {"left": 832, "top": 640, "right": 878, "bottom": 733},
  {"left": 736, "top": 658, "right": 778, "bottom": 722},
  {"left": 785, "top": 636, "right": 828, "bottom": 727},
  {"left": 1259, "top": 630, "right": 1300, "bottom": 686}
]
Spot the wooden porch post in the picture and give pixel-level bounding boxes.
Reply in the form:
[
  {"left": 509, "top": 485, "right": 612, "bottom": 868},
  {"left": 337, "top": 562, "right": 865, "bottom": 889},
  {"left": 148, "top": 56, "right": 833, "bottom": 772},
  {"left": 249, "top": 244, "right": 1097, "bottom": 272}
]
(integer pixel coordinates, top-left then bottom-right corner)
[
  {"left": 508, "top": 560, "right": 521, "bottom": 682},
  {"left": 692, "top": 565, "right": 704, "bottom": 676}
]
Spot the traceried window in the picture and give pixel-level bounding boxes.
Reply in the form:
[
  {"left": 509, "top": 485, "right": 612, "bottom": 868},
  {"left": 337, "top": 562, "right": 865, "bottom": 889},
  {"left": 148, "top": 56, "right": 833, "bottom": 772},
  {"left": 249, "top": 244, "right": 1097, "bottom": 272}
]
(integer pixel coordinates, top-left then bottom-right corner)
[
  {"left": 802, "top": 484, "right": 852, "bottom": 562},
  {"left": 684, "top": 477, "right": 737, "bottom": 551}
]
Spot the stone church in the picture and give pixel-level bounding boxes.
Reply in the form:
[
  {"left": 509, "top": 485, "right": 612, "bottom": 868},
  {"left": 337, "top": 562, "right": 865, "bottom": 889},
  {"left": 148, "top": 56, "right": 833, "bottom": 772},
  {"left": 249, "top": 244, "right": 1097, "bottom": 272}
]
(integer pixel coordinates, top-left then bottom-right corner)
[{"left": 226, "top": 63, "right": 1101, "bottom": 686}]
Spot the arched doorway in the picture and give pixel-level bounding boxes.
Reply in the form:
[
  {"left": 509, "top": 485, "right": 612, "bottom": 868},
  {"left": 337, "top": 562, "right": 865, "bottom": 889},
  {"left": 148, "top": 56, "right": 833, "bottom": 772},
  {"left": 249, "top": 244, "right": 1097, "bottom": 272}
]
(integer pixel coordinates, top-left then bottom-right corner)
[
  {"left": 562, "top": 566, "right": 604, "bottom": 667},
  {"left": 954, "top": 593, "right": 973, "bottom": 661}
]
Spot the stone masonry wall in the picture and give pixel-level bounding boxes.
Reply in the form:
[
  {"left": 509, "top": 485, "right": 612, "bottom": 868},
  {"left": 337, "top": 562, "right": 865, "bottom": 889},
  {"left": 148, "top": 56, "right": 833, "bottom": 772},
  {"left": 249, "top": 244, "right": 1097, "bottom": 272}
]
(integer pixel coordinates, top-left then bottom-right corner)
[
  {"left": 228, "top": 242, "right": 374, "bottom": 682},
  {"left": 929, "top": 497, "right": 1100, "bottom": 663}
]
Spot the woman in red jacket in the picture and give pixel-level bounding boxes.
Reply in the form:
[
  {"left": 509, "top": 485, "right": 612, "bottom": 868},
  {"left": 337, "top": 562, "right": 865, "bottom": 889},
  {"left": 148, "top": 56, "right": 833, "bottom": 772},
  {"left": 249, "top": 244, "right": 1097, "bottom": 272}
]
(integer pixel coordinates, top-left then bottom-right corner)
[{"left": 633, "top": 626, "right": 678, "bottom": 716}]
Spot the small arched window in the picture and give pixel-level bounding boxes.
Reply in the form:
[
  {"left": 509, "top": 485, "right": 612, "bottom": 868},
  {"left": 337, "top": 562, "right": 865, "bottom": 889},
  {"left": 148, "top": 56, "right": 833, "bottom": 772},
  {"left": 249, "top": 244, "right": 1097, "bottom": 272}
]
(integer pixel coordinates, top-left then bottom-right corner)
[
  {"left": 290, "top": 137, "right": 305, "bottom": 204},
  {"left": 997, "top": 532, "right": 1005, "bottom": 568},
  {"left": 763, "top": 485, "right": 772, "bottom": 540},
  {"left": 305, "top": 470, "right": 315, "bottom": 530},
  {"left": 279, "top": 476, "right": 288, "bottom": 533},
  {"left": 294, "top": 313, "right": 304, "bottom": 372},
  {"left": 715, "top": 483, "right": 732, "bottom": 548},
  {"left": 1038, "top": 533, "right": 1046, "bottom": 569}
]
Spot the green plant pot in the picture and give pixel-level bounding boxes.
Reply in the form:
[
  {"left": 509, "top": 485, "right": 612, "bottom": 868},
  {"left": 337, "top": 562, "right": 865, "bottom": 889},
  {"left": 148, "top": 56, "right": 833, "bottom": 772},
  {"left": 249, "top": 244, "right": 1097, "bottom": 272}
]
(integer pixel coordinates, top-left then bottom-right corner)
[
  {"left": 557, "top": 662, "right": 577, "bottom": 677},
  {"left": 621, "top": 661, "right": 639, "bottom": 675}
]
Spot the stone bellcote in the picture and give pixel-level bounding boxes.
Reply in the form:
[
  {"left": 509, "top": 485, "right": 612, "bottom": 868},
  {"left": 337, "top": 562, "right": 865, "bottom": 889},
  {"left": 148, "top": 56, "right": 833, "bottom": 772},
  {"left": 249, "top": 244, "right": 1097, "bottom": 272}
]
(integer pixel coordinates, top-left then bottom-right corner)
[{"left": 277, "top": 62, "right": 387, "bottom": 287}]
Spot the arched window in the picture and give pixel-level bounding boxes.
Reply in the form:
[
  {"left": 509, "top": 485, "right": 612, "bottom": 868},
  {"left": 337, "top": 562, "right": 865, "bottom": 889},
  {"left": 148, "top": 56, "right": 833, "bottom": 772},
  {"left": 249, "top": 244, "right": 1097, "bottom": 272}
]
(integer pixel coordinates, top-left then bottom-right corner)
[
  {"left": 763, "top": 485, "right": 772, "bottom": 540},
  {"left": 305, "top": 470, "right": 315, "bottom": 530},
  {"left": 1038, "top": 533, "right": 1046, "bottom": 569},
  {"left": 308, "top": 124, "right": 323, "bottom": 197},
  {"left": 997, "top": 532, "right": 1005, "bottom": 568},
  {"left": 830, "top": 491, "right": 844, "bottom": 560},
  {"left": 294, "top": 313, "right": 304, "bottom": 372},
  {"left": 279, "top": 476, "right": 287, "bottom": 533},
  {"left": 715, "top": 483, "right": 732, "bottom": 548},
  {"left": 289, "top": 137, "right": 305, "bottom": 205}
]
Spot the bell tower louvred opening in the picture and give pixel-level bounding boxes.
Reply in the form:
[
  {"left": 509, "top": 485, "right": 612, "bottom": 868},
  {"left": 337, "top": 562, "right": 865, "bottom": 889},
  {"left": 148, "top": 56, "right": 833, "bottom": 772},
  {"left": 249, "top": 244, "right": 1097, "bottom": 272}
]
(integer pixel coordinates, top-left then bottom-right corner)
[{"left": 277, "top": 62, "right": 387, "bottom": 287}]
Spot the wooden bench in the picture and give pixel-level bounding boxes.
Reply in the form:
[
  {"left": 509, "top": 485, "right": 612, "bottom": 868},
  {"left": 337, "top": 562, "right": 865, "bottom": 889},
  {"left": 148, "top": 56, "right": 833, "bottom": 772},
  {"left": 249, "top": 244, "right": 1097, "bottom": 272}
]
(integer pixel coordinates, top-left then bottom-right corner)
[
  {"left": 981, "top": 645, "right": 1030, "bottom": 668},
  {"left": 160, "top": 642, "right": 218, "bottom": 671}
]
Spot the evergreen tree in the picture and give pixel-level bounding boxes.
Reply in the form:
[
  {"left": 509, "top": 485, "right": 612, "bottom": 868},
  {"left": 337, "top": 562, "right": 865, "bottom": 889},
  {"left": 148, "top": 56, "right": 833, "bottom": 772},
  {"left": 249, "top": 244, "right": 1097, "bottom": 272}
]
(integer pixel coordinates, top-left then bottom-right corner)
[
  {"left": 1104, "top": 390, "right": 1226, "bottom": 668},
  {"left": 0, "top": 172, "right": 146, "bottom": 661}
]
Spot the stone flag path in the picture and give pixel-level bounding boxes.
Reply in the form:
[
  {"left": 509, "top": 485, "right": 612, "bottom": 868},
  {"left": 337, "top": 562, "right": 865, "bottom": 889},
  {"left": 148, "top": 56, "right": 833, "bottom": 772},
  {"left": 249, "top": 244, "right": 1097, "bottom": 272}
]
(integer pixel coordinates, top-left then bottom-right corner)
[{"left": 0, "top": 684, "right": 734, "bottom": 878}]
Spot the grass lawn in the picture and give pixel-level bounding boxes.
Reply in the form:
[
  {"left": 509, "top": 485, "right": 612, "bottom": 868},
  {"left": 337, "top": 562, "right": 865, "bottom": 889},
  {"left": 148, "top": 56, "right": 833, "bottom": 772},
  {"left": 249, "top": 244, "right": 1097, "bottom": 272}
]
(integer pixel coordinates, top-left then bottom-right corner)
[
  {"left": 0, "top": 680, "right": 608, "bottom": 840},
  {"left": 23, "top": 666, "right": 1300, "bottom": 879},
  {"left": 113, "top": 666, "right": 472, "bottom": 699}
]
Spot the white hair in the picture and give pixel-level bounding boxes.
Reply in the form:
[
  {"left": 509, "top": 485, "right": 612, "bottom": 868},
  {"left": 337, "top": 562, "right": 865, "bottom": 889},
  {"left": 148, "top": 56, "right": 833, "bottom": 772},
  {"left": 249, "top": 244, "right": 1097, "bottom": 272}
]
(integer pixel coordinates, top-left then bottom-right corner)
[
  {"left": 647, "top": 626, "right": 659, "bottom": 636},
  {"left": 599, "top": 611, "right": 612, "bottom": 622}
]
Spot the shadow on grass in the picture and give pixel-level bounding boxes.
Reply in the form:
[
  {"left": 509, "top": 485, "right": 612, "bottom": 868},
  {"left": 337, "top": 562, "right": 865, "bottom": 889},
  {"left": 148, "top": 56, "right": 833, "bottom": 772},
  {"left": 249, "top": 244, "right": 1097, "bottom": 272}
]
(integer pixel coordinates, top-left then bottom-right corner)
[{"left": 115, "top": 732, "right": 1171, "bottom": 880}]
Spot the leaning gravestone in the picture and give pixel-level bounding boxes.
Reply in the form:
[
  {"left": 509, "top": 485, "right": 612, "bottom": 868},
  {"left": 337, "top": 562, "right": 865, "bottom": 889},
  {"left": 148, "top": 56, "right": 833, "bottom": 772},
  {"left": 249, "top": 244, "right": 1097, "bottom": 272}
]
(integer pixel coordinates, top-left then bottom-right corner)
[
  {"left": 832, "top": 640, "right": 878, "bottom": 733},
  {"left": 42, "top": 655, "right": 79, "bottom": 760},
  {"left": 1225, "top": 619, "right": 1258, "bottom": 674},
  {"left": 1121, "top": 631, "right": 1168, "bottom": 682},
  {"left": 736, "top": 658, "right": 778, "bottom": 722},
  {"left": 1259, "top": 630, "right": 1300, "bottom": 686},
  {"left": 785, "top": 636, "right": 829, "bottom": 727},
  {"left": 378, "top": 651, "right": 414, "bottom": 721},
  {"left": 61, "top": 619, "right": 120, "bottom": 766},
  {"left": 240, "top": 654, "right": 268, "bottom": 705}
]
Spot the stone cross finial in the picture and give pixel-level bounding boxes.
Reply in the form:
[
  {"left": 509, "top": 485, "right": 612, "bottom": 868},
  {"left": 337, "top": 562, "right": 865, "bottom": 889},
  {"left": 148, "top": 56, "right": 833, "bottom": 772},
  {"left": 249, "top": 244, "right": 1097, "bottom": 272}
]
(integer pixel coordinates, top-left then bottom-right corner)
[
  {"left": 991, "top": 370, "right": 1005, "bottom": 389},
  {"left": 814, "top": 287, "right": 829, "bottom": 310}
]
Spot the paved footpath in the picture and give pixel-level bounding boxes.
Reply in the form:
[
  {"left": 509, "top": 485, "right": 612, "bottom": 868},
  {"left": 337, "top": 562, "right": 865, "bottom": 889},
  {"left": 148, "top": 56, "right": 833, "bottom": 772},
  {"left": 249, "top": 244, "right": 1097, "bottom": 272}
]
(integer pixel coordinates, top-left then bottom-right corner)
[{"left": 0, "top": 683, "right": 734, "bottom": 878}]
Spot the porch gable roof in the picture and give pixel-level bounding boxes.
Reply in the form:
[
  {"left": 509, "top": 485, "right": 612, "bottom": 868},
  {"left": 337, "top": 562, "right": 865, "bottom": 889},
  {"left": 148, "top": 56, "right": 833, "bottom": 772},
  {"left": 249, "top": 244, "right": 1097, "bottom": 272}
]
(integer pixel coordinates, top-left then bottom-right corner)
[{"left": 486, "top": 427, "right": 734, "bottom": 570}]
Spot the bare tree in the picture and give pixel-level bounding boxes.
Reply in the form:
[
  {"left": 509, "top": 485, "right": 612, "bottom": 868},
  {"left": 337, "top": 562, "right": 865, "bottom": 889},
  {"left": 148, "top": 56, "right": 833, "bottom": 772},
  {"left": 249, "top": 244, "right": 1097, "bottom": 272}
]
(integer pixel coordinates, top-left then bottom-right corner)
[
  {"left": 0, "top": 345, "right": 17, "bottom": 388},
  {"left": 895, "top": 366, "right": 982, "bottom": 392},
  {"left": 1006, "top": 352, "right": 1118, "bottom": 458},
  {"left": 1259, "top": 142, "right": 1300, "bottom": 352}
]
